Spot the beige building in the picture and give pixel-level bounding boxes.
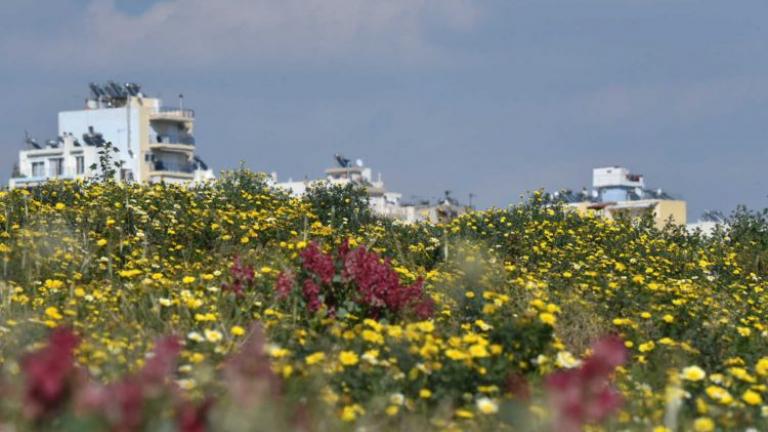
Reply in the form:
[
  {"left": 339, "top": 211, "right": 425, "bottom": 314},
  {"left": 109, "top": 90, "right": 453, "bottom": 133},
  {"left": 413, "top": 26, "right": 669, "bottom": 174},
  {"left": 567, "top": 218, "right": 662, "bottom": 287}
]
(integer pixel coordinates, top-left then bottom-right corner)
[{"left": 568, "top": 199, "right": 687, "bottom": 228}]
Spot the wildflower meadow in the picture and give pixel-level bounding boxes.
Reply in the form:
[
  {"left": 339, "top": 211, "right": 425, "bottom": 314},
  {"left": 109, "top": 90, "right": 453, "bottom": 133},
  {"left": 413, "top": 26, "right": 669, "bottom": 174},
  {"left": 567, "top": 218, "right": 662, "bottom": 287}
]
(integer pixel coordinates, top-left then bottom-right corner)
[{"left": 0, "top": 170, "right": 766, "bottom": 431}]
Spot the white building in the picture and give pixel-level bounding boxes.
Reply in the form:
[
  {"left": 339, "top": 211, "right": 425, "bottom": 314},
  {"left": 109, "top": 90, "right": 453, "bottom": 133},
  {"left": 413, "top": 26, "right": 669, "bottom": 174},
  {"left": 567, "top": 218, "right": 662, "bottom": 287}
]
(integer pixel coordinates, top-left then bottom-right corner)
[{"left": 9, "top": 82, "right": 213, "bottom": 188}]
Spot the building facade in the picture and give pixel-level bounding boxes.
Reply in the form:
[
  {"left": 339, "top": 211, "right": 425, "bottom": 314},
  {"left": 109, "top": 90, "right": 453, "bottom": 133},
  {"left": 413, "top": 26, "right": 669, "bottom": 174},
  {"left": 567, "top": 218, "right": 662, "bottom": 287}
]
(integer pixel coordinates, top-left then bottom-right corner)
[{"left": 9, "top": 82, "right": 213, "bottom": 188}]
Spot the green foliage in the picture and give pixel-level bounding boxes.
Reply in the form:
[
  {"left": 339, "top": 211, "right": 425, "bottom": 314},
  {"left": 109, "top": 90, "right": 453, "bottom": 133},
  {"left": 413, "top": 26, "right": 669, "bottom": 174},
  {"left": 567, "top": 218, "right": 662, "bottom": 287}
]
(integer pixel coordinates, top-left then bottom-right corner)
[{"left": 302, "top": 182, "right": 374, "bottom": 231}]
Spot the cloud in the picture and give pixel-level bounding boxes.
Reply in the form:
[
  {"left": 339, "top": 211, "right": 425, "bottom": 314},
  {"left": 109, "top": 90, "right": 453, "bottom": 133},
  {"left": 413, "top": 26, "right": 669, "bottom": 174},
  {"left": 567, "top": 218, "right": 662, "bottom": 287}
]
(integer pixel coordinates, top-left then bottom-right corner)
[{"left": 2, "top": 0, "right": 479, "bottom": 70}]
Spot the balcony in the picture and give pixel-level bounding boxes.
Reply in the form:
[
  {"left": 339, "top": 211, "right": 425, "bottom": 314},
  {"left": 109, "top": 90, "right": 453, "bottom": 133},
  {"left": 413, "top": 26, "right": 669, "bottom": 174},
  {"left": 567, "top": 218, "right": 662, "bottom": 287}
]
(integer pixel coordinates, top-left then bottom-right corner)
[
  {"left": 148, "top": 134, "right": 195, "bottom": 153},
  {"left": 151, "top": 160, "right": 195, "bottom": 174}
]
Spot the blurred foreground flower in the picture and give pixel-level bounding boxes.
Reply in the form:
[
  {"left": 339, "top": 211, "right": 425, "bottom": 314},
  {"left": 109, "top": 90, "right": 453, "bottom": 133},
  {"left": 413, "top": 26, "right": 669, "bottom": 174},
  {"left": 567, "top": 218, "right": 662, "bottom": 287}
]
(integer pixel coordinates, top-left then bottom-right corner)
[
  {"left": 545, "top": 335, "right": 628, "bottom": 432},
  {"left": 21, "top": 327, "right": 80, "bottom": 420}
]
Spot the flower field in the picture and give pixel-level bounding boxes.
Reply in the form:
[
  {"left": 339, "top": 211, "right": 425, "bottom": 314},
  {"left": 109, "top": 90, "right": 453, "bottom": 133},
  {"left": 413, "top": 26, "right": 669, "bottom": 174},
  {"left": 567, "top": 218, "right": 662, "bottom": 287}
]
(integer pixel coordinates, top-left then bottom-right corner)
[{"left": 0, "top": 170, "right": 766, "bottom": 431}]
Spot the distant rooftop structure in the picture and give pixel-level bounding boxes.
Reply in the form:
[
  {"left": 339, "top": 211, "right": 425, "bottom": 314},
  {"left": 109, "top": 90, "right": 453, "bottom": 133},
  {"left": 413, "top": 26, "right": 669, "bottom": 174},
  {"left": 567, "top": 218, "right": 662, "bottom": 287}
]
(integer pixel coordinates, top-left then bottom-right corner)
[
  {"left": 9, "top": 81, "right": 213, "bottom": 188},
  {"left": 549, "top": 166, "right": 687, "bottom": 228},
  {"left": 274, "top": 154, "right": 466, "bottom": 224}
]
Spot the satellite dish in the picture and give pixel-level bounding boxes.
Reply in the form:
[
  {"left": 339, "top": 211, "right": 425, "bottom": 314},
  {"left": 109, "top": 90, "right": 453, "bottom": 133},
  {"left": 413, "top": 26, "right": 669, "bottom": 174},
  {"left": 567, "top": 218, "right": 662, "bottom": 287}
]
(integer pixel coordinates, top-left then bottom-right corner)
[
  {"left": 334, "top": 153, "right": 350, "bottom": 168},
  {"left": 355, "top": 159, "right": 364, "bottom": 167}
]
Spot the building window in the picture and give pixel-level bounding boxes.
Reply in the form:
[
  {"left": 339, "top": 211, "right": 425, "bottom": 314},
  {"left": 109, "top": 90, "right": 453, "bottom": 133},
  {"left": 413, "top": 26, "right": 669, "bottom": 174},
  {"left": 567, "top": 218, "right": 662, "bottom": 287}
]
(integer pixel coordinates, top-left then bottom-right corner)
[
  {"left": 49, "top": 158, "right": 64, "bottom": 177},
  {"left": 31, "top": 161, "right": 45, "bottom": 177},
  {"left": 76, "top": 156, "right": 85, "bottom": 175},
  {"left": 121, "top": 169, "right": 134, "bottom": 182}
]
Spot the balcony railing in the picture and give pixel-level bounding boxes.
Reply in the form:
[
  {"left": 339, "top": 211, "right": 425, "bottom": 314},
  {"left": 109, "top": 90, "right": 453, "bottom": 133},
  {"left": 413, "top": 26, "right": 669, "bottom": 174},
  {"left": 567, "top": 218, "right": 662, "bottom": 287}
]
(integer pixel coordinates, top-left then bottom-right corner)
[
  {"left": 152, "top": 160, "right": 195, "bottom": 174},
  {"left": 150, "top": 134, "right": 196, "bottom": 145},
  {"left": 152, "top": 107, "right": 195, "bottom": 119}
]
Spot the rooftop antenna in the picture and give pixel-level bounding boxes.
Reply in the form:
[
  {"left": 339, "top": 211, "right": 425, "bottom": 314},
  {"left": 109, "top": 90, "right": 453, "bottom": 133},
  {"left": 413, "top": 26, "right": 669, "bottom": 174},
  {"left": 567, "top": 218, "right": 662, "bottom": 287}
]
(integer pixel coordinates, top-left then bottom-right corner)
[
  {"left": 179, "top": 93, "right": 184, "bottom": 111},
  {"left": 469, "top": 192, "right": 476, "bottom": 208}
]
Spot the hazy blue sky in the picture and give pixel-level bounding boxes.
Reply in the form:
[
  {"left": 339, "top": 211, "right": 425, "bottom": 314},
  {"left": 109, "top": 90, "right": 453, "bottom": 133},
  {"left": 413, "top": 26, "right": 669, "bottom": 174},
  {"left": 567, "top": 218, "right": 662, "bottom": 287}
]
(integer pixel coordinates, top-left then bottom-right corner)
[{"left": 1, "top": 0, "right": 767, "bottom": 217}]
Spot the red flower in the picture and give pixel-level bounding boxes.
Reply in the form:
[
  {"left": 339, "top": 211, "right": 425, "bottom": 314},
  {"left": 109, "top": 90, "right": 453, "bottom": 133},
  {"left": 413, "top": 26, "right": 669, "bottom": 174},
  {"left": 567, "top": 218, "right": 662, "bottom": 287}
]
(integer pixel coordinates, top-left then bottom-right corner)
[
  {"left": 21, "top": 327, "right": 80, "bottom": 420},
  {"left": 177, "top": 398, "right": 213, "bottom": 432},
  {"left": 302, "top": 279, "right": 322, "bottom": 313},
  {"left": 223, "top": 324, "right": 281, "bottom": 406},
  {"left": 300, "top": 242, "right": 335, "bottom": 284},
  {"left": 343, "top": 245, "right": 432, "bottom": 318},
  {"left": 545, "top": 335, "right": 628, "bottom": 432},
  {"left": 75, "top": 336, "right": 182, "bottom": 431},
  {"left": 275, "top": 271, "right": 295, "bottom": 300},
  {"left": 222, "top": 257, "right": 255, "bottom": 297},
  {"left": 141, "top": 336, "right": 181, "bottom": 385}
]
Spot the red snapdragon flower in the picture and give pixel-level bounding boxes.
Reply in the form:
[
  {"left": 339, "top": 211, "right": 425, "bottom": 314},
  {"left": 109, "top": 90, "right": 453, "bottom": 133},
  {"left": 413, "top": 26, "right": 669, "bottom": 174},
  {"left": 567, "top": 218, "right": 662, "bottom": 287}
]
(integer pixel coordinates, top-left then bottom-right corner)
[{"left": 299, "top": 242, "right": 335, "bottom": 284}]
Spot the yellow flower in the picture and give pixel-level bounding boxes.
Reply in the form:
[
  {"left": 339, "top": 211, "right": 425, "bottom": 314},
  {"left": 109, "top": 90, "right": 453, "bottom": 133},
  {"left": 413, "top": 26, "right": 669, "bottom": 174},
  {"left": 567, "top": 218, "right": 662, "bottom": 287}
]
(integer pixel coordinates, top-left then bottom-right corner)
[
  {"left": 231, "top": 325, "right": 246, "bottom": 336},
  {"left": 385, "top": 405, "right": 399, "bottom": 416},
  {"left": 340, "top": 404, "right": 364, "bottom": 422},
  {"left": 158, "top": 298, "right": 172, "bottom": 307},
  {"left": 455, "top": 408, "right": 474, "bottom": 419},
  {"left": 638, "top": 341, "right": 655, "bottom": 353},
  {"left": 339, "top": 351, "right": 359, "bottom": 366},
  {"left": 419, "top": 388, "right": 432, "bottom": 399},
  {"left": 96, "top": 239, "right": 108, "bottom": 247},
  {"left": 692, "top": 417, "right": 714, "bottom": 432},
  {"left": 705, "top": 386, "right": 733, "bottom": 405},
  {"left": 45, "top": 306, "right": 63, "bottom": 320},
  {"left": 756, "top": 357, "right": 768, "bottom": 376},
  {"left": 681, "top": 365, "right": 706, "bottom": 381},
  {"left": 445, "top": 349, "right": 467, "bottom": 361},
  {"left": 662, "top": 314, "right": 675, "bottom": 323},
  {"left": 362, "top": 329, "right": 384, "bottom": 344},
  {"left": 204, "top": 329, "right": 223, "bottom": 343},
  {"left": 469, "top": 344, "right": 489, "bottom": 358},
  {"left": 54, "top": 202, "right": 66, "bottom": 210},
  {"left": 281, "top": 365, "right": 293, "bottom": 378},
  {"left": 182, "top": 276, "right": 196, "bottom": 284},
  {"left": 476, "top": 397, "right": 498, "bottom": 415},
  {"left": 270, "top": 348, "right": 290, "bottom": 361},
  {"left": 742, "top": 389, "right": 763, "bottom": 405},
  {"left": 305, "top": 352, "right": 325, "bottom": 365},
  {"left": 44, "top": 279, "right": 64, "bottom": 290},
  {"left": 539, "top": 312, "right": 556, "bottom": 325}
]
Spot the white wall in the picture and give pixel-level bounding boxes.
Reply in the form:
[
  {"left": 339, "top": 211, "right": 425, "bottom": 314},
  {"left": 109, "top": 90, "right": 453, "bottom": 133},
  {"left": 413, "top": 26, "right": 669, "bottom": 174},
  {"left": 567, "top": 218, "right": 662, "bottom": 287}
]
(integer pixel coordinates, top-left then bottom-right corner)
[{"left": 58, "top": 106, "right": 140, "bottom": 180}]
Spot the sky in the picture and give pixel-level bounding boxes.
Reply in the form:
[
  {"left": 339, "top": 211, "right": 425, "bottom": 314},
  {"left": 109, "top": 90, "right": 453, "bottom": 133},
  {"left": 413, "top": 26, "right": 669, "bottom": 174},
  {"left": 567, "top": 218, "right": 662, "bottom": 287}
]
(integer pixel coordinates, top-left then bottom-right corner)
[{"left": 1, "top": 0, "right": 766, "bottom": 218}]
